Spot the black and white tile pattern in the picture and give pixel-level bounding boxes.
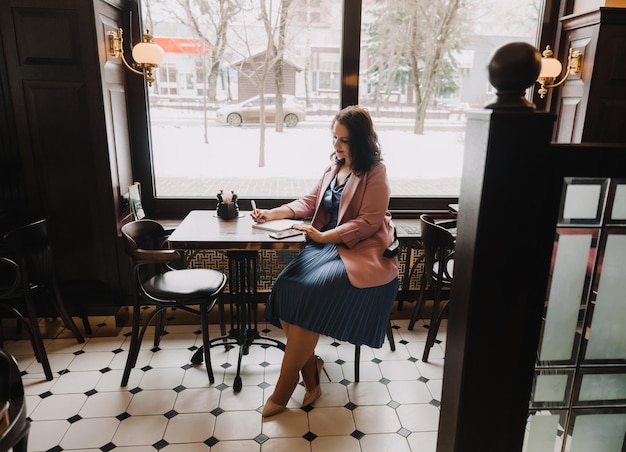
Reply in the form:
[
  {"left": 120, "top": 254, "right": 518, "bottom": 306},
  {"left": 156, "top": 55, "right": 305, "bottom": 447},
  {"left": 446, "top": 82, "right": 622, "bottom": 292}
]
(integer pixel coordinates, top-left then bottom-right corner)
[{"left": 3, "top": 315, "right": 446, "bottom": 451}]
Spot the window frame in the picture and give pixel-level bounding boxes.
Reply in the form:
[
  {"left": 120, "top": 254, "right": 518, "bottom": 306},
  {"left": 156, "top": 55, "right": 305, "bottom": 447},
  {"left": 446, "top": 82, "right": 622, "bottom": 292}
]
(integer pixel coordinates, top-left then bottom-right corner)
[{"left": 126, "top": 0, "right": 556, "bottom": 220}]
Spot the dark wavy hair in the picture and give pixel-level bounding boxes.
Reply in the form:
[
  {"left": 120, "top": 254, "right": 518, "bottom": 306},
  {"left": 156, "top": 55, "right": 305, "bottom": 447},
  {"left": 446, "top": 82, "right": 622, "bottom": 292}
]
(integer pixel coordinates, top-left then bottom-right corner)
[{"left": 330, "top": 105, "right": 382, "bottom": 173}]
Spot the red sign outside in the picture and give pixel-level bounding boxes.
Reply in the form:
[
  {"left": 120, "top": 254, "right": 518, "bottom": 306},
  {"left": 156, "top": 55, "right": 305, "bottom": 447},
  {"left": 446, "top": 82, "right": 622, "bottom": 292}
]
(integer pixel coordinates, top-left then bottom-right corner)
[{"left": 153, "top": 37, "right": 210, "bottom": 55}]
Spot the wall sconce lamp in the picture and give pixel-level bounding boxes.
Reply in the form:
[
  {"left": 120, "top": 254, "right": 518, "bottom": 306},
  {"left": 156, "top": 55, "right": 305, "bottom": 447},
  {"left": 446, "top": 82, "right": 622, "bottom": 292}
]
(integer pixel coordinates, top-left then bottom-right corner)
[
  {"left": 536, "top": 46, "right": 583, "bottom": 98},
  {"left": 109, "top": 28, "right": 165, "bottom": 86}
]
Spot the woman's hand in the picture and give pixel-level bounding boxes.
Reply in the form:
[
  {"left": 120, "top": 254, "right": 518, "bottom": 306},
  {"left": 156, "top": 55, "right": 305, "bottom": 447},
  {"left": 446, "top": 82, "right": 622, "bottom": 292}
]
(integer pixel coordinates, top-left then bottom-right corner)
[
  {"left": 251, "top": 205, "right": 295, "bottom": 223},
  {"left": 251, "top": 209, "right": 273, "bottom": 223},
  {"left": 293, "top": 224, "right": 341, "bottom": 244},
  {"left": 293, "top": 223, "right": 320, "bottom": 241}
]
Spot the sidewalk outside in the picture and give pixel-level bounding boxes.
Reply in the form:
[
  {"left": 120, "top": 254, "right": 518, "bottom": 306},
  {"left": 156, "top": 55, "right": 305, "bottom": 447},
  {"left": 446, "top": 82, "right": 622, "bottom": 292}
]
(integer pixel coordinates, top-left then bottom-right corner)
[{"left": 151, "top": 108, "right": 466, "bottom": 199}]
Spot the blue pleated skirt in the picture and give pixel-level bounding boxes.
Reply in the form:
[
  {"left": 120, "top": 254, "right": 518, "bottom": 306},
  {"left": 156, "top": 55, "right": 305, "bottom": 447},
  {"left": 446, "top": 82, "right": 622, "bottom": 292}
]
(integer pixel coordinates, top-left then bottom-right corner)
[{"left": 265, "top": 241, "right": 399, "bottom": 348}]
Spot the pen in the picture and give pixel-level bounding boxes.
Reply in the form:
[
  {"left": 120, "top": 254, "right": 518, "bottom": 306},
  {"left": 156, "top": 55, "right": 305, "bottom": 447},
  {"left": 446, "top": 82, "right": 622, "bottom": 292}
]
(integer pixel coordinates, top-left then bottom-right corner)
[
  {"left": 251, "top": 200, "right": 260, "bottom": 222},
  {"left": 250, "top": 200, "right": 265, "bottom": 223}
]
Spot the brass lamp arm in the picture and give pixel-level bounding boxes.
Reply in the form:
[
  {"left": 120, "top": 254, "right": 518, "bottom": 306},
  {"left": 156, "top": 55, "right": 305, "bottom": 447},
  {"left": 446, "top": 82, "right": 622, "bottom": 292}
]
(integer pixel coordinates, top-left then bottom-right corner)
[
  {"left": 538, "top": 64, "right": 572, "bottom": 90},
  {"left": 536, "top": 47, "right": 583, "bottom": 99},
  {"left": 115, "top": 49, "right": 147, "bottom": 77}
]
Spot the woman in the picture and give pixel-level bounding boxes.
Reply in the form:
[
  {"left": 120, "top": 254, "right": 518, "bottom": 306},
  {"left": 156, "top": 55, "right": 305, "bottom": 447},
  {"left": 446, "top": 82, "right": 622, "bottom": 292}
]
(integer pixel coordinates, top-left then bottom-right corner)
[{"left": 251, "top": 105, "right": 399, "bottom": 418}]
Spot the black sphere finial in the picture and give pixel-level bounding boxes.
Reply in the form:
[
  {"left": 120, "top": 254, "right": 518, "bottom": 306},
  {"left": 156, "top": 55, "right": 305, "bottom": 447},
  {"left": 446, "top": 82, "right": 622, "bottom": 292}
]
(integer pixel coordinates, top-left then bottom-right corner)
[{"left": 485, "top": 42, "right": 542, "bottom": 110}]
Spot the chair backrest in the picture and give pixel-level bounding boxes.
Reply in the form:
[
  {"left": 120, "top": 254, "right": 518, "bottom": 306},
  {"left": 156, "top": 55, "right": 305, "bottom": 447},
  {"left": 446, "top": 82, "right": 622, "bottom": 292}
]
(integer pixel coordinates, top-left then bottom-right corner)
[
  {"left": 0, "top": 256, "right": 20, "bottom": 300},
  {"left": 121, "top": 219, "right": 168, "bottom": 257},
  {"left": 2, "top": 218, "right": 54, "bottom": 286},
  {"left": 120, "top": 220, "right": 182, "bottom": 283},
  {"left": 420, "top": 214, "right": 455, "bottom": 281}
]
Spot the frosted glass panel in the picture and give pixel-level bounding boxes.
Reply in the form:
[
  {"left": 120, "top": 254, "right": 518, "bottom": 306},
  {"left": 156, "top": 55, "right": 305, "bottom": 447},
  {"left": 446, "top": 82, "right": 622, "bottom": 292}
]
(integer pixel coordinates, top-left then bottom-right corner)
[
  {"left": 539, "top": 234, "right": 592, "bottom": 361},
  {"left": 585, "top": 234, "right": 626, "bottom": 360},
  {"left": 612, "top": 184, "right": 626, "bottom": 220},
  {"left": 534, "top": 374, "right": 568, "bottom": 402},
  {"left": 570, "top": 413, "right": 626, "bottom": 452},
  {"left": 531, "top": 178, "right": 626, "bottom": 452},
  {"left": 563, "top": 184, "right": 601, "bottom": 219},
  {"left": 522, "top": 414, "right": 561, "bottom": 452},
  {"left": 579, "top": 373, "right": 626, "bottom": 402}
]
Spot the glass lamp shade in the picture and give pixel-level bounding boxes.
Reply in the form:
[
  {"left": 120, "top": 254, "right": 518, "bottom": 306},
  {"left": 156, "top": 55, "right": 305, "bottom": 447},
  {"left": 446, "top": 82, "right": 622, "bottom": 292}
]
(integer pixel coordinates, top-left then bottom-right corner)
[
  {"left": 132, "top": 41, "right": 165, "bottom": 65},
  {"left": 539, "top": 57, "right": 562, "bottom": 79}
]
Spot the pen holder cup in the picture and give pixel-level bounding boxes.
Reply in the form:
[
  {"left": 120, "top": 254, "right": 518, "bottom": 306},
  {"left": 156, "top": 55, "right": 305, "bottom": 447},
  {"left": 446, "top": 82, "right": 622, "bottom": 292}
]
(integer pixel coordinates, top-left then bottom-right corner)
[{"left": 217, "top": 202, "right": 239, "bottom": 220}]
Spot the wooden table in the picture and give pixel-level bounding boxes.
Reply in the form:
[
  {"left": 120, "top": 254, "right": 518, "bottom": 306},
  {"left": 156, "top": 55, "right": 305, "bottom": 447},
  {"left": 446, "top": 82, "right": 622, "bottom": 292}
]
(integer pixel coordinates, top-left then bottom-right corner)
[
  {"left": 168, "top": 210, "right": 306, "bottom": 391},
  {"left": 167, "top": 210, "right": 307, "bottom": 250}
]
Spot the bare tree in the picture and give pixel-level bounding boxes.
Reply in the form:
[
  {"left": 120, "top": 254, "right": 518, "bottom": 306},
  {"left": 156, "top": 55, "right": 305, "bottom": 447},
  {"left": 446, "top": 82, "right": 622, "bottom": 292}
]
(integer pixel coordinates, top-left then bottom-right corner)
[
  {"left": 471, "top": 0, "right": 542, "bottom": 38},
  {"left": 272, "top": 0, "right": 293, "bottom": 132},
  {"left": 229, "top": 0, "right": 295, "bottom": 166},
  {"left": 365, "top": 0, "right": 467, "bottom": 134},
  {"left": 408, "top": 0, "right": 466, "bottom": 134},
  {"left": 362, "top": 3, "right": 410, "bottom": 112},
  {"left": 148, "top": 0, "right": 240, "bottom": 143},
  {"left": 168, "top": 0, "right": 239, "bottom": 102}
]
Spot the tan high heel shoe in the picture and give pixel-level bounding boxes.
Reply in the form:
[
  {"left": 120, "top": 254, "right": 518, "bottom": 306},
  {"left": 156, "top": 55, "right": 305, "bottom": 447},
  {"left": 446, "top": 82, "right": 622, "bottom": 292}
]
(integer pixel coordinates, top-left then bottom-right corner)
[
  {"left": 302, "top": 356, "right": 330, "bottom": 407},
  {"left": 262, "top": 397, "right": 287, "bottom": 418}
]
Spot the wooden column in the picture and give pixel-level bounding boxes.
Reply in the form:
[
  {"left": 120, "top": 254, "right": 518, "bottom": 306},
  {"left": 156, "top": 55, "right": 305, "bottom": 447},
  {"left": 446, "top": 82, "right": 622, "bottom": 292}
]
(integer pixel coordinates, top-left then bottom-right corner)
[{"left": 437, "top": 43, "right": 561, "bottom": 451}]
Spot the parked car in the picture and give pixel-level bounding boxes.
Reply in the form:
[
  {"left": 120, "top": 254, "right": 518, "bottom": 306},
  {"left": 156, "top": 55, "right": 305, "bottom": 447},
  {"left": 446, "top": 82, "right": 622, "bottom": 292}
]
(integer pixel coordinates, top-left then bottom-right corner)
[{"left": 215, "top": 94, "right": 306, "bottom": 127}]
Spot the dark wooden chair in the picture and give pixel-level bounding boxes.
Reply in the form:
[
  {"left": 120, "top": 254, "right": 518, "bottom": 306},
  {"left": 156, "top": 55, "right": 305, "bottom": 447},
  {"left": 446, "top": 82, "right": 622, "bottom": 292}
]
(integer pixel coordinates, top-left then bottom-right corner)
[
  {"left": 120, "top": 219, "right": 227, "bottom": 386},
  {"left": 408, "top": 214, "right": 455, "bottom": 362},
  {"left": 354, "top": 321, "right": 396, "bottom": 382},
  {"left": 0, "top": 254, "right": 54, "bottom": 380},
  {"left": 0, "top": 348, "right": 29, "bottom": 452},
  {"left": 0, "top": 251, "right": 58, "bottom": 380},
  {"left": 2, "top": 218, "right": 90, "bottom": 342}
]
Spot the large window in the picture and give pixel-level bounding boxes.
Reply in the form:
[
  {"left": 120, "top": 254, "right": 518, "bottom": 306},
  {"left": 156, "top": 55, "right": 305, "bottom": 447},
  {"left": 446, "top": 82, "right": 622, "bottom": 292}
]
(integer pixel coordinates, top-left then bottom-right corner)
[{"left": 137, "top": 0, "right": 542, "bottom": 215}]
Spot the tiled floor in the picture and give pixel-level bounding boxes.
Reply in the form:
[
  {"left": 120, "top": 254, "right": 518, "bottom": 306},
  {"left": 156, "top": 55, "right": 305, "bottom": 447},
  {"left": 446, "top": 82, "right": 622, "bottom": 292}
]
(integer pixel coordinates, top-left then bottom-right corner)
[{"left": 3, "top": 313, "right": 446, "bottom": 451}]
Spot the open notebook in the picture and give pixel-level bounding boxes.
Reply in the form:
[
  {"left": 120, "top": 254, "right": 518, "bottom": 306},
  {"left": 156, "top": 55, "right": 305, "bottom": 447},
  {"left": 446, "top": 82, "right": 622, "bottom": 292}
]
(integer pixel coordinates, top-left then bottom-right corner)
[{"left": 252, "top": 219, "right": 303, "bottom": 232}]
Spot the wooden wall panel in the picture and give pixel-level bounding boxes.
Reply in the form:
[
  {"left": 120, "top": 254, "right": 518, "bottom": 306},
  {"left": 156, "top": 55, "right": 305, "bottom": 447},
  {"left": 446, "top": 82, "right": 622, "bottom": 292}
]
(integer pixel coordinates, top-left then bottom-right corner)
[
  {"left": 21, "top": 80, "right": 100, "bottom": 279},
  {"left": 556, "top": 97, "right": 583, "bottom": 142},
  {"left": 12, "top": 7, "right": 82, "bottom": 66},
  {"left": 585, "top": 33, "right": 626, "bottom": 142},
  {"left": 555, "top": 7, "right": 626, "bottom": 143},
  {"left": 0, "top": 0, "right": 128, "bottom": 305},
  {"left": 554, "top": 11, "right": 597, "bottom": 143},
  {"left": 94, "top": 4, "right": 132, "bottom": 231},
  {"left": 0, "top": 31, "right": 23, "bottom": 212}
]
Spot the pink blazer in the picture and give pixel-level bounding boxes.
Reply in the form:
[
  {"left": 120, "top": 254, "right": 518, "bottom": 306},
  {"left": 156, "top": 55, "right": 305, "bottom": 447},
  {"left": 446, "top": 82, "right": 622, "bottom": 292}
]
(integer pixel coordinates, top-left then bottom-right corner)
[{"left": 284, "top": 162, "right": 398, "bottom": 288}]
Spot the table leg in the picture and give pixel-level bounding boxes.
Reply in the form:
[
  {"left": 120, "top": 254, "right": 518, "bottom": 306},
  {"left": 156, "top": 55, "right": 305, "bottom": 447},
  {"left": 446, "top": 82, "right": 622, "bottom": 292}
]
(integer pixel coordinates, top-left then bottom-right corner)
[
  {"left": 194, "top": 250, "right": 285, "bottom": 392},
  {"left": 227, "top": 251, "right": 286, "bottom": 391}
]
